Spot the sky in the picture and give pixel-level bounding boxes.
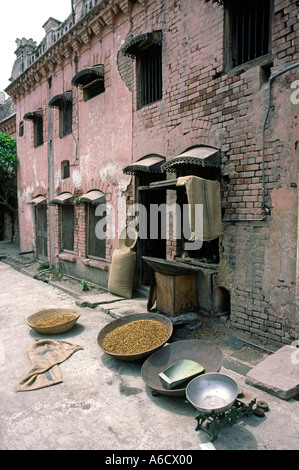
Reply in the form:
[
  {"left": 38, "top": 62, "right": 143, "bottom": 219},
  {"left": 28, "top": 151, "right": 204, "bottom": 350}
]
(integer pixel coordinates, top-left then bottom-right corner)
[{"left": 0, "top": 0, "right": 72, "bottom": 95}]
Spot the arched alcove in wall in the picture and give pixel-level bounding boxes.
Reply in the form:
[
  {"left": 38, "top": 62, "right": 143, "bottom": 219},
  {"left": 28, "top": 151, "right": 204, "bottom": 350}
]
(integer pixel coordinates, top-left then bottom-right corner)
[{"left": 216, "top": 286, "right": 231, "bottom": 316}]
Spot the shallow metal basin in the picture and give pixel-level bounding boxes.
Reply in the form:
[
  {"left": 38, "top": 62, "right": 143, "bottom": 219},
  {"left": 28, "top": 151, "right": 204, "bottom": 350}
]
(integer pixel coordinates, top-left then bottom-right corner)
[
  {"left": 97, "top": 312, "right": 173, "bottom": 362},
  {"left": 186, "top": 372, "right": 239, "bottom": 415},
  {"left": 142, "top": 256, "right": 199, "bottom": 276},
  {"left": 141, "top": 340, "right": 223, "bottom": 396}
]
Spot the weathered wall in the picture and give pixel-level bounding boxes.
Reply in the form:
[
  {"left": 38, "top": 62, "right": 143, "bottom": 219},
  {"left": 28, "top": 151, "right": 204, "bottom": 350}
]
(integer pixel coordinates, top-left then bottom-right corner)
[
  {"left": 12, "top": 7, "right": 132, "bottom": 286},
  {"left": 6, "top": 0, "right": 298, "bottom": 344},
  {"left": 122, "top": 0, "right": 298, "bottom": 345},
  {"left": 16, "top": 79, "right": 49, "bottom": 252}
]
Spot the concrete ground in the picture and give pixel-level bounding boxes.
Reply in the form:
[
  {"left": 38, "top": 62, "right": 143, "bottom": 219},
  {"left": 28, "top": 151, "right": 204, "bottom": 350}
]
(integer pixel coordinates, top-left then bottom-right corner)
[{"left": 1, "top": 241, "right": 299, "bottom": 451}]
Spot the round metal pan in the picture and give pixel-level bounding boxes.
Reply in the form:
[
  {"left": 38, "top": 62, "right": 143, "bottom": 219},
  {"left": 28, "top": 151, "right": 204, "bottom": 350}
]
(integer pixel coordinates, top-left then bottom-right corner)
[
  {"left": 97, "top": 312, "right": 173, "bottom": 362},
  {"left": 141, "top": 339, "right": 223, "bottom": 396},
  {"left": 186, "top": 372, "right": 239, "bottom": 414}
]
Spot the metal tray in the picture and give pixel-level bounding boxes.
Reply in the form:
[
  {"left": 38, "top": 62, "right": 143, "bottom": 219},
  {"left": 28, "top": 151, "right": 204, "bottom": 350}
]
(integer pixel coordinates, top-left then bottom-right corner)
[{"left": 141, "top": 339, "right": 223, "bottom": 396}]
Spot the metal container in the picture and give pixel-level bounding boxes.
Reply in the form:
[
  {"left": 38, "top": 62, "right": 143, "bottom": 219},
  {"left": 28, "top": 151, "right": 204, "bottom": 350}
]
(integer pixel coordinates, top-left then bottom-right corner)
[
  {"left": 97, "top": 312, "right": 173, "bottom": 362},
  {"left": 142, "top": 256, "right": 200, "bottom": 276},
  {"left": 141, "top": 339, "right": 223, "bottom": 396},
  {"left": 186, "top": 372, "right": 239, "bottom": 414},
  {"left": 159, "top": 359, "right": 205, "bottom": 390}
]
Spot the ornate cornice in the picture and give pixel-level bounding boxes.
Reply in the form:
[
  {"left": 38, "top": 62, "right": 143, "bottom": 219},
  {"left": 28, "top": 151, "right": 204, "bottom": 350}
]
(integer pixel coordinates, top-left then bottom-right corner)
[
  {"left": 6, "top": 0, "right": 147, "bottom": 101},
  {"left": 0, "top": 114, "right": 16, "bottom": 136}
]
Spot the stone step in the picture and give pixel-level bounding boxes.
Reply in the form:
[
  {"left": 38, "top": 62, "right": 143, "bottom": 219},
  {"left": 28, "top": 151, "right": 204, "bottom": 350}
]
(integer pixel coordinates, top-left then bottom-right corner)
[{"left": 245, "top": 345, "right": 299, "bottom": 400}]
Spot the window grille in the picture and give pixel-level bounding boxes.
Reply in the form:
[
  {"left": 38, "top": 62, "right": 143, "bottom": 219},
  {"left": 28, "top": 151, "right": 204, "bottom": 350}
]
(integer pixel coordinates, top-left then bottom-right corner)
[
  {"left": 225, "top": 0, "right": 272, "bottom": 69},
  {"left": 139, "top": 45, "right": 162, "bottom": 107},
  {"left": 121, "top": 32, "right": 162, "bottom": 108}
]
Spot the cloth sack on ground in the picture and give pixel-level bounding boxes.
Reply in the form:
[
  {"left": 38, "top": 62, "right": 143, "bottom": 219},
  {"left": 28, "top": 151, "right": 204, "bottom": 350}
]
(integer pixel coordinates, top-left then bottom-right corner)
[
  {"left": 16, "top": 339, "right": 83, "bottom": 392},
  {"left": 176, "top": 175, "right": 223, "bottom": 242},
  {"left": 108, "top": 248, "right": 136, "bottom": 299}
]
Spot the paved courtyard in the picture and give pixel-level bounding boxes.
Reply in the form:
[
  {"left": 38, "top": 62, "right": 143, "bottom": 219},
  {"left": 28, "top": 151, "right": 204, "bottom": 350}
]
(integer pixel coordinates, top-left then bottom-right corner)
[{"left": 1, "top": 255, "right": 299, "bottom": 451}]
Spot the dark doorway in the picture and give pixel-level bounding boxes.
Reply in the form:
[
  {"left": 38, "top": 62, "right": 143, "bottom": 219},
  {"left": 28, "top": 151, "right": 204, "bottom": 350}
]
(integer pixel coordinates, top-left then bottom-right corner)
[
  {"left": 217, "top": 287, "right": 231, "bottom": 316},
  {"left": 136, "top": 174, "right": 166, "bottom": 286},
  {"left": 137, "top": 187, "right": 166, "bottom": 285}
]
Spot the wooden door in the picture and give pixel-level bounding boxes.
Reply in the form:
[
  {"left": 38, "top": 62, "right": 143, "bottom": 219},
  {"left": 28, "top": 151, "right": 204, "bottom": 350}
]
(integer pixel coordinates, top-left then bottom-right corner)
[{"left": 36, "top": 205, "right": 48, "bottom": 261}]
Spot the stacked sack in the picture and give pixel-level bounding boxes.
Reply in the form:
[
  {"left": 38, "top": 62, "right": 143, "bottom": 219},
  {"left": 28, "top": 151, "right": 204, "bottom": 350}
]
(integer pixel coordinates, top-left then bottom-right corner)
[{"left": 108, "top": 226, "right": 138, "bottom": 299}]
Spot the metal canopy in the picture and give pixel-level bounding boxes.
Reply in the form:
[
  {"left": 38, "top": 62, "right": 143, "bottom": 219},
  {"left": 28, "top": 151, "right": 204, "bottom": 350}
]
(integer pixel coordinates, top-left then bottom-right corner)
[
  {"left": 75, "top": 190, "right": 105, "bottom": 205},
  {"left": 23, "top": 110, "right": 43, "bottom": 121},
  {"left": 123, "top": 155, "right": 165, "bottom": 175},
  {"left": 27, "top": 195, "right": 47, "bottom": 205},
  {"left": 121, "top": 31, "right": 162, "bottom": 58},
  {"left": 48, "top": 192, "right": 74, "bottom": 205},
  {"left": 49, "top": 91, "right": 72, "bottom": 108},
  {"left": 161, "top": 147, "right": 221, "bottom": 173},
  {"left": 71, "top": 65, "right": 104, "bottom": 88}
]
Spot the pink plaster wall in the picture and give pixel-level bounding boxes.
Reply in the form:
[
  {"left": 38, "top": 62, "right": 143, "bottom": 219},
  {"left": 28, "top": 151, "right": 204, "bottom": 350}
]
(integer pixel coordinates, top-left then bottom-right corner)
[
  {"left": 17, "top": 80, "right": 49, "bottom": 252},
  {"left": 16, "top": 13, "right": 132, "bottom": 257}
]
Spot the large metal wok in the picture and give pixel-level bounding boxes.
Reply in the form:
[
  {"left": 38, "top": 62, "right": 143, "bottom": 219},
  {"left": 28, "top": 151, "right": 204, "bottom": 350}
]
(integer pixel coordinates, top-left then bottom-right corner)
[
  {"left": 141, "top": 339, "right": 223, "bottom": 396},
  {"left": 186, "top": 372, "right": 239, "bottom": 415},
  {"left": 97, "top": 313, "right": 173, "bottom": 362},
  {"left": 142, "top": 256, "right": 199, "bottom": 276}
]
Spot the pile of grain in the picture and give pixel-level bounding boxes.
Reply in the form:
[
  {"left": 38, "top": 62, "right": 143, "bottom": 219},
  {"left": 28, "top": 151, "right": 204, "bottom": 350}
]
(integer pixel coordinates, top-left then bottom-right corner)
[
  {"left": 103, "top": 319, "right": 169, "bottom": 355},
  {"left": 34, "top": 313, "right": 77, "bottom": 328}
]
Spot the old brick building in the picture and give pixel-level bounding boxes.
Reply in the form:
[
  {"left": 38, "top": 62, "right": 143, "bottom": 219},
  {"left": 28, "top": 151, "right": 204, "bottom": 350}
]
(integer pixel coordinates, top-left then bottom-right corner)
[
  {"left": 0, "top": 93, "right": 16, "bottom": 138},
  {"left": 5, "top": 0, "right": 299, "bottom": 346}
]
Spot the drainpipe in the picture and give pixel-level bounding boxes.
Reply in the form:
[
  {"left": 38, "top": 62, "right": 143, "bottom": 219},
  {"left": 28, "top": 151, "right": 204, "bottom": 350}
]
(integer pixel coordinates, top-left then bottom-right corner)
[
  {"left": 224, "top": 62, "right": 299, "bottom": 223},
  {"left": 48, "top": 79, "right": 55, "bottom": 266}
]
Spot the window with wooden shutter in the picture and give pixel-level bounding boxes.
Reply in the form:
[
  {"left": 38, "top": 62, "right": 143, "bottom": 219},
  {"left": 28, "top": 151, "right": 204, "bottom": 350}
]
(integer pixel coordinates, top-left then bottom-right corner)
[
  {"left": 61, "top": 205, "right": 74, "bottom": 251},
  {"left": 88, "top": 202, "right": 106, "bottom": 259}
]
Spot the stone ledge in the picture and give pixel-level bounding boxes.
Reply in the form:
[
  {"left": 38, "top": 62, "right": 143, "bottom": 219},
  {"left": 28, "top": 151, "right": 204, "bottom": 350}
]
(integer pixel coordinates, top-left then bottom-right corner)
[
  {"left": 245, "top": 345, "right": 299, "bottom": 400},
  {"left": 82, "top": 258, "right": 109, "bottom": 271},
  {"left": 76, "top": 292, "right": 125, "bottom": 308},
  {"left": 58, "top": 252, "right": 76, "bottom": 263}
]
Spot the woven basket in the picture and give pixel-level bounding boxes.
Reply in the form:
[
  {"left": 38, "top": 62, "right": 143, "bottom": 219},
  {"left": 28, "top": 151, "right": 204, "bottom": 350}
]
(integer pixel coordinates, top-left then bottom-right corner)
[{"left": 27, "top": 308, "right": 81, "bottom": 334}]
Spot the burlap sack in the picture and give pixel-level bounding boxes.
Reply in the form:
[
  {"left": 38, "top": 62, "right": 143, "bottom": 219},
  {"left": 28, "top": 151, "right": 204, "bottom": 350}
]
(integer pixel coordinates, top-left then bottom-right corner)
[
  {"left": 177, "top": 175, "right": 223, "bottom": 241},
  {"left": 16, "top": 339, "right": 83, "bottom": 392},
  {"left": 108, "top": 248, "right": 136, "bottom": 299}
]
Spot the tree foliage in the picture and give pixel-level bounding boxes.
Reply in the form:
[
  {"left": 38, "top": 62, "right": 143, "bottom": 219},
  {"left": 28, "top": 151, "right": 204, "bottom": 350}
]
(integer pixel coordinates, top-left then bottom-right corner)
[{"left": 0, "top": 132, "right": 18, "bottom": 240}]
